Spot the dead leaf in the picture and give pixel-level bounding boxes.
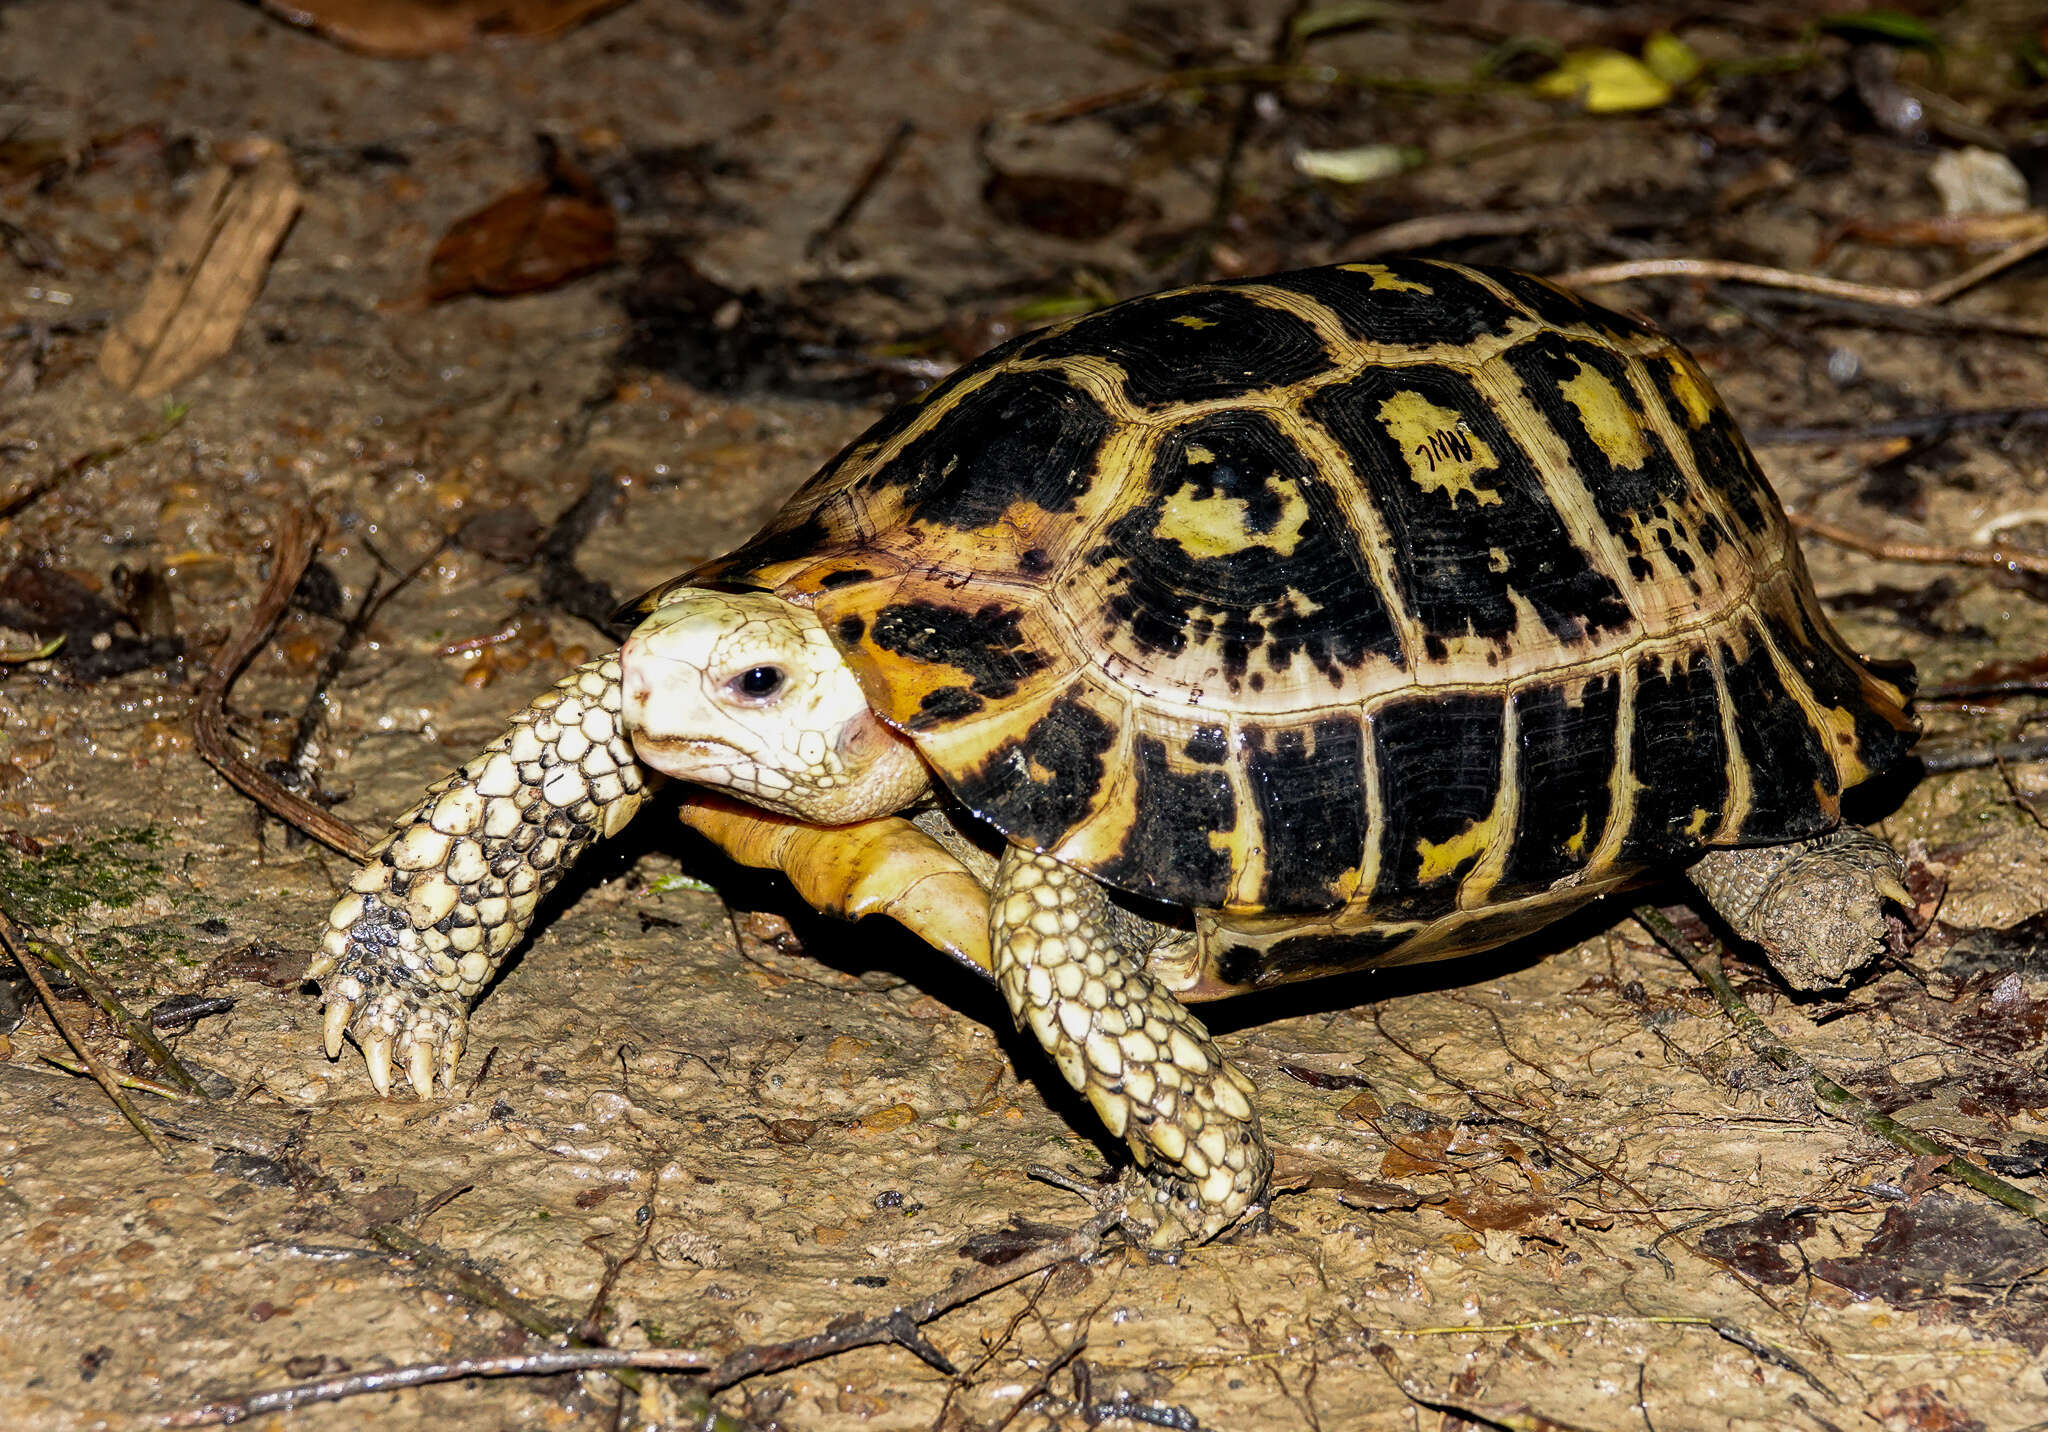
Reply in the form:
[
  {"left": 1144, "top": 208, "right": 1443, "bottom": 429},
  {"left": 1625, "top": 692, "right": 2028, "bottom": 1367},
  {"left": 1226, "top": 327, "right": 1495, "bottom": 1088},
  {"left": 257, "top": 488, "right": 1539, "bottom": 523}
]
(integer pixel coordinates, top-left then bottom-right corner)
[
  {"left": 982, "top": 168, "right": 1153, "bottom": 241},
  {"left": 256, "top": 0, "right": 630, "bottom": 57},
  {"left": 425, "top": 167, "right": 617, "bottom": 301},
  {"left": 1698, "top": 1206, "right": 1820, "bottom": 1285},
  {"left": 1381, "top": 1126, "right": 1453, "bottom": 1178},
  {"left": 1868, "top": 1384, "right": 1988, "bottom": 1432},
  {"left": 1813, "top": 1196, "right": 2048, "bottom": 1303},
  {"left": 1442, "top": 1189, "right": 1553, "bottom": 1233},
  {"left": 99, "top": 150, "right": 302, "bottom": 398}
]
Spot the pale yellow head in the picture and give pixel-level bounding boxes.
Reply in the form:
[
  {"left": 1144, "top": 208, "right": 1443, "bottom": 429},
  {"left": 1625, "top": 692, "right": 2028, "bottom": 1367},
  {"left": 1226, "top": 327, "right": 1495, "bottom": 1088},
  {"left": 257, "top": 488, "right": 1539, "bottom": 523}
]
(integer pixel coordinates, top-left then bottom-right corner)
[{"left": 619, "top": 590, "right": 929, "bottom": 823}]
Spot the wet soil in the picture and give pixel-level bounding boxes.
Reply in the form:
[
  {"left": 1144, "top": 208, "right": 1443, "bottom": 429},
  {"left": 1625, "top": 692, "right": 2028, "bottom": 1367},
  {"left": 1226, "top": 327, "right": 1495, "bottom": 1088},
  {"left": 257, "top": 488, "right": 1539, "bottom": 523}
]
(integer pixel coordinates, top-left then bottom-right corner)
[{"left": 7, "top": 1, "right": 2048, "bottom": 1428}]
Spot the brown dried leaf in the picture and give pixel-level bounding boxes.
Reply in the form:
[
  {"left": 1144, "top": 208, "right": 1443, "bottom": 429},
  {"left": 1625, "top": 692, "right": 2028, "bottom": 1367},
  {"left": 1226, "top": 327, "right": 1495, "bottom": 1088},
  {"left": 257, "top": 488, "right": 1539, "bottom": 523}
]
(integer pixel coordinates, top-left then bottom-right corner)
[
  {"left": 425, "top": 177, "right": 617, "bottom": 301},
  {"left": 1380, "top": 1126, "right": 1453, "bottom": 1178},
  {"left": 1269, "top": 1149, "right": 1424, "bottom": 1211},
  {"left": 1868, "top": 1384, "right": 1989, "bottom": 1432},
  {"left": 1698, "top": 1206, "right": 1819, "bottom": 1285},
  {"left": 1813, "top": 1196, "right": 2048, "bottom": 1303},
  {"left": 1442, "top": 1189, "right": 1553, "bottom": 1233},
  {"left": 982, "top": 168, "right": 1154, "bottom": 241},
  {"left": 99, "top": 152, "right": 302, "bottom": 398},
  {"left": 256, "top": 0, "right": 629, "bottom": 57}
]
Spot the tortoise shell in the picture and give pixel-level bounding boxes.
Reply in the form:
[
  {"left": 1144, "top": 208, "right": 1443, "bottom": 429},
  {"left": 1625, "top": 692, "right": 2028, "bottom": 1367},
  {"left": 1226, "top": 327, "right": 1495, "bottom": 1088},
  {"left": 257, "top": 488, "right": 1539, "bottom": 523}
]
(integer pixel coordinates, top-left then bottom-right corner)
[{"left": 675, "top": 259, "right": 1916, "bottom": 990}]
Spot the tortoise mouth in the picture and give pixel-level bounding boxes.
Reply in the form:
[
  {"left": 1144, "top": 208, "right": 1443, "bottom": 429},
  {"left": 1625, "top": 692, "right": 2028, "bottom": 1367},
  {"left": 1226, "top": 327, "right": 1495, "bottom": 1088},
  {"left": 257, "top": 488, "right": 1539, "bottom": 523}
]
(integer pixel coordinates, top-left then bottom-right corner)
[{"left": 629, "top": 731, "right": 747, "bottom": 782}]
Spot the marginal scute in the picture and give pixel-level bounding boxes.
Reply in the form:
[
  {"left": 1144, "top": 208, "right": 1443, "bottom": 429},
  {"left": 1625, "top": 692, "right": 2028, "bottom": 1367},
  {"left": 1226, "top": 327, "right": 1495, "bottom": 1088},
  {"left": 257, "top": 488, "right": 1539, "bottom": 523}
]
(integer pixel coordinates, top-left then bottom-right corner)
[
  {"left": 1499, "top": 673, "right": 1620, "bottom": 898},
  {"left": 1371, "top": 691, "right": 1508, "bottom": 922},
  {"left": 1244, "top": 719, "right": 1366, "bottom": 913},
  {"left": 1625, "top": 646, "right": 1728, "bottom": 863}
]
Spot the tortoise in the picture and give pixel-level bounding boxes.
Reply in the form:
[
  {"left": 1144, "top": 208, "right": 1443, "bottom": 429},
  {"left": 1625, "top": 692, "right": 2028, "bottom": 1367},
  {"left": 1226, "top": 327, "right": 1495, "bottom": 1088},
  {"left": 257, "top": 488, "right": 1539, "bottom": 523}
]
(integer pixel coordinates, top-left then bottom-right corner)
[{"left": 312, "top": 258, "right": 1917, "bottom": 1244}]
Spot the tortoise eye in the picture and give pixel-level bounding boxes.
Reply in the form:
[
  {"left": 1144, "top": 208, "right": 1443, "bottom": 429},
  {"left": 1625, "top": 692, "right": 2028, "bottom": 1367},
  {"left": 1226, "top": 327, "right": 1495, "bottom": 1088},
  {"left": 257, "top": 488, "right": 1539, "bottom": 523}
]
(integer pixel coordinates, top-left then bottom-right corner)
[{"left": 731, "top": 665, "right": 785, "bottom": 700}]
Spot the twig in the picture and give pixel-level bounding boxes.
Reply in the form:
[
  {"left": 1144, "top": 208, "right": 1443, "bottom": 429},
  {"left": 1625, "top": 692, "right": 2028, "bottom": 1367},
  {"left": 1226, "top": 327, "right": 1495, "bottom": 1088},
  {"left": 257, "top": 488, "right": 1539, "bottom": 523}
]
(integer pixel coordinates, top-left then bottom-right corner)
[
  {"left": 283, "top": 537, "right": 445, "bottom": 791},
  {"left": 1787, "top": 511, "right": 2048, "bottom": 580},
  {"left": 1632, "top": 905, "right": 2048, "bottom": 1228},
  {"left": 1750, "top": 405, "right": 2048, "bottom": 447},
  {"left": 0, "top": 404, "right": 189, "bottom": 527},
  {"left": 168, "top": 1215, "right": 1110, "bottom": 1425},
  {"left": 1916, "top": 733, "right": 2048, "bottom": 774},
  {"left": 987, "top": 1337, "right": 1087, "bottom": 1432},
  {"left": 1345, "top": 203, "right": 1671, "bottom": 260},
  {"left": 1369, "top": 1343, "right": 1605, "bottom": 1432},
  {"left": 1557, "top": 228, "right": 2048, "bottom": 312},
  {"left": 536, "top": 472, "right": 625, "bottom": 635},
  {"left": 193, "top": 509, "right": 372, "bottom": 863},
  {"left": 0, "top": 634, "right": 63, "bottom": 663},
  {"left": 163, "top": 1348, "right": 715, "bottom": 1424},
  {"left": 0, "top": 1063, "right": 294, "bottom": 1164},
  {"left": 21, "top": 934, "right": 208, "bottom": 1096},
  {"left": 1009, "top": 62, "right": 1478, "bottom": 126},
  {"left": 39, "top": 1054, "right": 189, "bottom": 1100},
  {"left": 807, "top": 120, "right": 916, "bottom": 258},
  {"left": 0, "top": 905, "right": 176, "bottom": 1162},
  {"left": 368, "top": 1223, "right": 643, "bottom": 1396}
]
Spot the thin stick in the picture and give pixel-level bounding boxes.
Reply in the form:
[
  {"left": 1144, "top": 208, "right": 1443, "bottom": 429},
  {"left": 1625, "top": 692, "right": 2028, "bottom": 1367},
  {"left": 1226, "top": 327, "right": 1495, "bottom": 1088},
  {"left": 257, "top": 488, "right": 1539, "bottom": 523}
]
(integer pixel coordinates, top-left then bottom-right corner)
[
  {"left": 807, "top": 119, "right": 915, "bottom": 257},
  {"left": 1009, "top": 62, "right": 1477, "bottom": 125},
  {"left": 1916, "top": 733, "right": 2048, "bottom": 774},
  {"left": 1557, "top": 258, "right": 1927, "bottom": 309},
  {"left": 192, "top": 509, "right": 372, "bottom": 863},
  {"left": 0, "top": 906, "right": 176, "bottom": 1162},
  {"left": 1557, "top": 228, "right": 2048, "bottom": 319},
  {"left": 167, "top": 1215, "right": 1110, "bottom": 1425},
  {"left": 0, "top": 404, "right": 189, "bottom": 527},
  {"left": 22, "top": 934, "right": 208, "bottom": 1096},
  {"left": 163, "top": 1348, "right": 714, "bottom": 1425},
  {"left": 1788, "top": 511, "right": 2048, "bottom": 579},
  {"left": 368, "top": 1223, "right": 644, "bottom": 1397},
  {"left": 1633, "top": 905, "right": 2048, "bottom": 1228}
]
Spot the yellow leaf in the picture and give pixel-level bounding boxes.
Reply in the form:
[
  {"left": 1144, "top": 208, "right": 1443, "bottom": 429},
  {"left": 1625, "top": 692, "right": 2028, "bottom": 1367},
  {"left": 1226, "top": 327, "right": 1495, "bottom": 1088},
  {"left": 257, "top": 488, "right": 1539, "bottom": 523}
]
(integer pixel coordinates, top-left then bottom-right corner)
[{"left": 1533, "top": 49, "right": 1672, "bottom": 113}]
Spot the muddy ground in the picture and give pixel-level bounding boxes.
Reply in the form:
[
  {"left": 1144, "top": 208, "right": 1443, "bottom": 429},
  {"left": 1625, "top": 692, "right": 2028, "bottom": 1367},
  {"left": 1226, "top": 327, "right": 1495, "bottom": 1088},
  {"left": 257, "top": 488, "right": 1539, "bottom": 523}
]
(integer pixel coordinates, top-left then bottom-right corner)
[{"left": 6, "top": 1, "right": 2048, "bottom": 1428}]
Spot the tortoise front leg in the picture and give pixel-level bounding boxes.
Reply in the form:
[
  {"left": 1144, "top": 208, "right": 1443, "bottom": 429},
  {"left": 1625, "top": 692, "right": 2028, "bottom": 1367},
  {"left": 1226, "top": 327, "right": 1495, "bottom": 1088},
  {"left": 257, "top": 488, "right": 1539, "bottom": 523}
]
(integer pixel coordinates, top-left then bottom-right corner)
[
  {"left": 678, "top": 794, "right": 993, "bottom": 977},
  {"left": 990, "top": 846, "right": 1269, "bottom": 1245},
  {"left": 310, "top": 653, "right": 647, "bottom": 1097}
]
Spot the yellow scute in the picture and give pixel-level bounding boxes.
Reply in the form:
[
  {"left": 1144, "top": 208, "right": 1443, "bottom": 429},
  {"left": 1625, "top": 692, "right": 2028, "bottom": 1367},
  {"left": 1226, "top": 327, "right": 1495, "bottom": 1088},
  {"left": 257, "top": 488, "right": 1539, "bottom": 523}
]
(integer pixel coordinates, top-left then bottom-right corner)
[
  {"left": 1558, "top": 359, "right": 1651, "bottom": 470},
  {"left": 1661, "top": 355, "right": 1716, "bottom": 427},
  {"left": 1153, "top": 481, "right": 1312, "bottom": 560},
  {"left": 1376, "top": 390, "right": 1501, "bottom": 506},
  {"left": 1336, "top": 262, "right": 1433, "bottom": 294}
]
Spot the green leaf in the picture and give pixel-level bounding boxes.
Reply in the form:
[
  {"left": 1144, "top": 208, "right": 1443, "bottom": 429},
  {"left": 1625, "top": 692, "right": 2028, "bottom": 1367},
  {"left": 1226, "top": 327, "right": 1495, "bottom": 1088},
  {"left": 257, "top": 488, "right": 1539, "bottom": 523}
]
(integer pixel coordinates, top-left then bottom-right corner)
[
  {"left": 1643, "top": 31, "right": 1703, "bottom": 87},
  {"left": 1818, "top": 10, "right": 1942, "bottom": 51},
  {"left": 1291, "top": 1, "right": 1410, "bottom": 45}
]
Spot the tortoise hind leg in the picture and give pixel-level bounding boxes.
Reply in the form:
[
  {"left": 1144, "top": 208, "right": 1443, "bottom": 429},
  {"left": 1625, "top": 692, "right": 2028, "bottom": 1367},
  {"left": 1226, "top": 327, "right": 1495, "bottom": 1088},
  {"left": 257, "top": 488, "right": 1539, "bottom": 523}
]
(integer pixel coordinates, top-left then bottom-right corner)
[
  {"left": 1688, "top": 826, "right": 1911, "bottom": 991},
  {"left": 990, "top": 846, "right": 1270, "bottom": 1245}
]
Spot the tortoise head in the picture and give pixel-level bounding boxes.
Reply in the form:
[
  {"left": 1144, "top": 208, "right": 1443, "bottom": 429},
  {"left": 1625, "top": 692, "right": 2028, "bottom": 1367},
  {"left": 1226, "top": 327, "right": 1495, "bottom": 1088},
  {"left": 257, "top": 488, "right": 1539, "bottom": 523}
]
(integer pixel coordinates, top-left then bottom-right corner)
[{"left": 619, "top": 589, "right": 930, "bottom": 823}]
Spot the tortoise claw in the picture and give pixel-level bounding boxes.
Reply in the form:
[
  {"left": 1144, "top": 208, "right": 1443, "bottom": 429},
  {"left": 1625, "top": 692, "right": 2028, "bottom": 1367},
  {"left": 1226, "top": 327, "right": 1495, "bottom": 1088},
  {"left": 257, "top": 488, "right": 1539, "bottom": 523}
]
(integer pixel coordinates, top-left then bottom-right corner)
[
  {"left": 406, "top": 1039, "right": 435, "bottom": 1100},
  {"left": 323, "top": 997, "right": 352, "bottom": 1060},
  {"left": 1875, "top": 873, "right": 1914, "bottom": 908},
  {"left": 363, "top": 1034, "right": 395, "bottom": 1096}
]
